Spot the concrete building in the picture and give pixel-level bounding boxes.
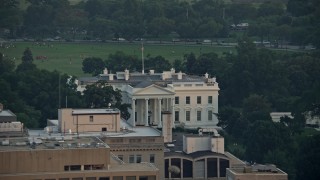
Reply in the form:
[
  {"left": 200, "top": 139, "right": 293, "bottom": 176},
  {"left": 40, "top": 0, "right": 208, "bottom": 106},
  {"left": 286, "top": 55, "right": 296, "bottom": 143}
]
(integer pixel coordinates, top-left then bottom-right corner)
[
  {"left": 226, "top": 164, "right": 288, "bottom": 180},
  {"left": 56, "top": 108, "right": 167, "bottom": 180},
  {"left": 77, "top": 69, "right": 219, "bottom": 129},
  {"left": 0, "top": 135, "right": 159, "bottom": 180},
  {"left": 58, "top": 108, "right": 121, "bottom": 134},
  {"left": 164, "top": 128, "right": 246, "bottom": 180}
]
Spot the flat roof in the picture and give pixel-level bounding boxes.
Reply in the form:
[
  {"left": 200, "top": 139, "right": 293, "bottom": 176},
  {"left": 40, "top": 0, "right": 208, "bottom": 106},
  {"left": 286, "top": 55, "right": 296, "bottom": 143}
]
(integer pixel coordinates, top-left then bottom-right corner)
[
  {"left": 227, "top": 167, "right": 287, "bottom": 175},
  {"left": 0, "top": 136, "right": 109, "bottom": 151},
  {"left": 72, "top": 108, "right": 120, "bottom": 115}
]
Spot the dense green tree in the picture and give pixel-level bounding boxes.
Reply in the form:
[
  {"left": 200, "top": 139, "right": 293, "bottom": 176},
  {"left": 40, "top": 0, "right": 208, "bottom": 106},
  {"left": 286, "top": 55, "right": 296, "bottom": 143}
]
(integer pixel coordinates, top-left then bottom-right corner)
[
  {"left": 296, "top": 134, "right": 320, "bottom": 180},
  {"left": 83, "top": 80, "right": 121, "bottom": 108},
  {"left": 257, "top": 2, "right": 285, "bottom": 17},
  {"left": 172, "top": 59, "right": 185, "bottom": 73},
  {"left": 0, "top": 53, "right": 15, "bottom": 75},
  {"left": 21, "top": 47, "right": 33, "bottom": 63},
  {"left": 105, "top": 51, "right": 140, "bottom": 72},
  {"left": 217, "top": 106, "right": 241, "bottom": 134},
  {"left": 0, "top": 0, "right": 21, "bottom": 38},
  {"left": 82, "top": 57, "right": 105, "bottom": 76},
  {"left": 197, "top": 18, "right": 222, "bottom": 38},
  {"left": 242, "top": 94, "right": 272, "bottom": 122},
  {"left": 82, "top": 80, "right": 130, "bottom": 120},
  {"left": 184, "top": 53, "right": 196, "bottom": 74},
  {"left": 226, "top": 3, "right": 256, "bottom": 24},
  {"left": 145, "top": 56, "right": 171, "bottom": 72},
  {"left": 16, "top": 48, "right": 37, "bottom": 72},
  {"left": 148, "top": 17, "right": 174, "bottom": 38}
]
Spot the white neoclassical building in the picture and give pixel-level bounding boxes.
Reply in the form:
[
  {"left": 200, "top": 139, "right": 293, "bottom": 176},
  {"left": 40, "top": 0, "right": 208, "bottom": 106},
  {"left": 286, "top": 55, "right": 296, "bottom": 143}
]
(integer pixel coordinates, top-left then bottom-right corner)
[{"left": 77, "top": 69, "right": 219, "bottom": 129}]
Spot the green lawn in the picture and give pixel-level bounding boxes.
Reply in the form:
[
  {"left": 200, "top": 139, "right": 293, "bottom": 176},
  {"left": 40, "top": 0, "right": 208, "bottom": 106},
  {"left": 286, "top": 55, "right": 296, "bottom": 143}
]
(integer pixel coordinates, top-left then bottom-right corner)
[{"left": 1, "top": 42, "right": 235, "bottom": 77}]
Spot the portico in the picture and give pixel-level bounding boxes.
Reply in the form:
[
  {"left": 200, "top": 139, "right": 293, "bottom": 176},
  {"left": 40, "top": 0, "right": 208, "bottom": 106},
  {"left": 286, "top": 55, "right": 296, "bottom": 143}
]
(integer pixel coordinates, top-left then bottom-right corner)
[{"left": 128, "top": 84, "right": 175, "bottom": 127}]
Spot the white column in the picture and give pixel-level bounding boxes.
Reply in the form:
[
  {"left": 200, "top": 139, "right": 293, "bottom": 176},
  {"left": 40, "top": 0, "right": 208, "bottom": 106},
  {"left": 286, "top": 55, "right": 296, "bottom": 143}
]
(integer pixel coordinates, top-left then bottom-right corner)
[
  {"left": 132, "top": 98, "right": 136, "bottom": 127},
  {"left": 158, "top": 98, "right": 162, "bottom": 128},
  {"left": 145, "top": 98, "right": 149, "bottom": 126},
  {"left": 153, "top": 99, "right": 157, "bottom": 125},
  {"left": 171, "top": 98, "right": 175, "bottom": 128}
]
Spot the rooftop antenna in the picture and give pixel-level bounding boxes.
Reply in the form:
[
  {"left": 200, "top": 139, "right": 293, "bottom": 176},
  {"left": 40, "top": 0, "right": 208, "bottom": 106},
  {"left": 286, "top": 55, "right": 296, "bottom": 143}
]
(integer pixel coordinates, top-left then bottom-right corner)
[{"left": 141, "top": 42, "right": 144, "bottom": 74}]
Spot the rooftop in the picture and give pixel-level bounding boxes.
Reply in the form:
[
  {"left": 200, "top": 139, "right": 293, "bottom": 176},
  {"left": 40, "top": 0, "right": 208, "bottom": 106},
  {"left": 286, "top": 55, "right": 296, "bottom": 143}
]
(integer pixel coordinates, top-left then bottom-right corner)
[
  {"left": 72, "top": 108, "right": 120, "bottom": 115},
  {"left": 0, "top": 109, "right": 17, "bottom": 124},
  {"left": 228, "top": 165, "right": 288, "bottom": 175},
  {"left": 79, "top": 70, "right": 216, "bottom": 87},
  {"left": 0, "top": 136, "right": 108, "bottom": 151},
  {"left": 0, "top": 110, "right": 16, "bottom": 117}
]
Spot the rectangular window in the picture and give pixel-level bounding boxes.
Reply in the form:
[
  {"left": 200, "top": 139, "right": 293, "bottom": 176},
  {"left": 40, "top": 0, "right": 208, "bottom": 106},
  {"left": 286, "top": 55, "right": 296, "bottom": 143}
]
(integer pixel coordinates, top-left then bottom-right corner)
[
  {"left": 113, "top": 177, "right": 123, "bottom": 180},
  {"left": 136, "top": 155, "right": 142, "bottom": 163},
  {"left": 186, "top": 96, "right": 190, "bottom": 104},
  {"left": 84, "top": 165, "right": 92, "bottom": 170},
  {"left": 208, "top": 110, "right": 213, "bottom": 121},
  {"left": 70, "top": 165, "right": 81, "bottom": 171},
  {"left": 89, "top": 116, "right": 93, "bottom": 122},
  {"left": 150, "top": 154, "right": 155, "bottom": 163},
  {"left": 175, "top": 96, "right": 179, "bottom": 104},
  {"left": 86, "top": 178, "right": 96, "bottom": 180},
  {"left": 64, "top": 166, "right": 70, "bottom": 171},
  {"left": 126, "top": 177, "right": 136, "bottom": 180},
  {"left": 186, "top": 111, "right": 190, "bottom": 121},
  {"left": 197, "top": 96, "right": 201, "bottom": 104},
  {"left": 175, "top": 111, "right": 179, "bottom": 122},
  {"left": 129, "top": 155, "right": 135, "bottom": 163},
  {"left": 208, "top": 96, "right": 213, "bottom": 104},
  {"left": 197, "top": 111, "right": 201, "bottom": 121}
]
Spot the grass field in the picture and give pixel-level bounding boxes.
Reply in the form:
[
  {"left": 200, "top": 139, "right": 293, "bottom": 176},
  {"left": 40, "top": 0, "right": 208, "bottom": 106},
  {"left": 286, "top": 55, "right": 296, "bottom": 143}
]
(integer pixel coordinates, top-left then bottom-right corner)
[{"left": 1, "top": 42, "right": 235, "bottom": 77}]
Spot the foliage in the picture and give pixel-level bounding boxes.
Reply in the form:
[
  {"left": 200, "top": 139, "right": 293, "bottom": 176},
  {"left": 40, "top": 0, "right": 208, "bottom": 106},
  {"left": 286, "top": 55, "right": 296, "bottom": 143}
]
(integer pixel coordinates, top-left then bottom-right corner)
[
  {"left": 296, "top": 134, "right": 320, "bottom": 180},
  {"left": 105, "top": 51, "right": 140, "bottom": 72},
  {"left": 21, "top": 47, "right": 33, "bottom": 63},
  {"left": 82, "top": 57, "right": 105, "bottom": 76},
  {"left": 82, "top": 80, "right": 130, "bottom": 120},
  {"left": 0, "top": 53, "right": 15, "bottom": 75}
]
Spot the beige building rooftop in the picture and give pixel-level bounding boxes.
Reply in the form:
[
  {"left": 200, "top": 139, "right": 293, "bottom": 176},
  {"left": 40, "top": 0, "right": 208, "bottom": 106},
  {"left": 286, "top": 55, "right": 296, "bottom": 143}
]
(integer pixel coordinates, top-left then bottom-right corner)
[{"left": 0, "top": 136, "right": 108, "bottom": 151}]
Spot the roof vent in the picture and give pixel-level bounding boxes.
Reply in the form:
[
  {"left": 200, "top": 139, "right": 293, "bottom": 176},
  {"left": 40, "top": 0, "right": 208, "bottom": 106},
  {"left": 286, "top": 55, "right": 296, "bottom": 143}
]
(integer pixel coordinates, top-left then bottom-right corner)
[{"left": 177, "top": 72, "right": 182, "bottom": 80}]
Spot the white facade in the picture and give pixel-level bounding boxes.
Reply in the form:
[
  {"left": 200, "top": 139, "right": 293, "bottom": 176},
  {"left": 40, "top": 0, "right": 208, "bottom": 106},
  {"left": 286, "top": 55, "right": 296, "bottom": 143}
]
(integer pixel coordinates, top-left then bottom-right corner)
[{"left": 77, "top": 69, "right": 220, "bottom": 129}]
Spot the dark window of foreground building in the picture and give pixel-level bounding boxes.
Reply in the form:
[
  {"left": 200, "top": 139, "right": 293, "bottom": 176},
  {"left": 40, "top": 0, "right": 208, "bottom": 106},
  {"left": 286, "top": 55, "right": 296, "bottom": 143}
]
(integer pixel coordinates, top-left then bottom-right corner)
[
  {"left": 171, "top": 158, "right": 181, "bottom": 178},
  {"left": 207, "top": 158, "right": 218, "bottom": 177},
  {"left": 165, "top": 159, "right": 169, "bottom": 178},
  {"left": 219, "top": 159, "right": 230, "bottom": 177},
  {"left": 183, "top": 159, "right": 193, "bottom": 178}
]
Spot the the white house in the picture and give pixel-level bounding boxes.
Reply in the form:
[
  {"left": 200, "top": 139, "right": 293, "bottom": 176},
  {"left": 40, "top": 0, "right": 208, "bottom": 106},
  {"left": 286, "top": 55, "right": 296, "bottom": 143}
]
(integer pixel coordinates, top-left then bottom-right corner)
[{"left": 77, "top": 68, "right": 220, "bottom": 129}]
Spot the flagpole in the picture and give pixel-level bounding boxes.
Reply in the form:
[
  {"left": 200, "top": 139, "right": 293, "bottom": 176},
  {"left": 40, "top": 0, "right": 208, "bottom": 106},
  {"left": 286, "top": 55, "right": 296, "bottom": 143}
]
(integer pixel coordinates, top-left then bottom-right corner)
[{"left": 142, "top": 42, "right": 144, "bottom": 74}]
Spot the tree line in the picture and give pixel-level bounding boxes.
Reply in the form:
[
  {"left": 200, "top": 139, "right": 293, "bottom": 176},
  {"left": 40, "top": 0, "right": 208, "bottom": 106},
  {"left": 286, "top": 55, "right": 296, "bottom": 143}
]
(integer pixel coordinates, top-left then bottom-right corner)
[
  {"left": 1, "top": 0, "right": 320, "bottom": 48},
  {"left": 1, "top": 36, "right": 319, "bottom": 179}
]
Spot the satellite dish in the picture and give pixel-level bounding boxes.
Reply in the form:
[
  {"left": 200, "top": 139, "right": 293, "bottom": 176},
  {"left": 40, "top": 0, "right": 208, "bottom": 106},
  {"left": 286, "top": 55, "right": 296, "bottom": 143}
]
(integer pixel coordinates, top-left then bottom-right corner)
[{"left": 108, "top": 103, "right": 111, "bottom": 108}]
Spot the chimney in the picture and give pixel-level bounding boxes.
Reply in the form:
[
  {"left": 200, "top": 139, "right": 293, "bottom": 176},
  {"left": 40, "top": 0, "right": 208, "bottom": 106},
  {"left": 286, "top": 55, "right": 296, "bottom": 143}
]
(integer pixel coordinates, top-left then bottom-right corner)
[
  {"left": 103, "top": 68, "right": 108, "bottom": 75},
  {"left": 149, "top": 70, "right": 154, "bottom": 74},
  {"left": 162, "top": 111, "right": 172, "bottom": 143},
  {"left": 205, "top": 73, "right": 209, "bottom": 79},
  {"left": 177, "top": 71, "right": 182, "bottom": 80},
  {"left": 170, "top": 68, "right": 175, "bottom": 74},
  {"left": 125, "top": 69, "right": 129, "bottom": 81},
  {"left": 162, "top": 73, "right": 166, "bottom": 80},
  {"left": 0, "top": 103, "right": 3, "bottom": 112},
  {"left": 109, "top": 74, "right": 114, "bottom": 81},
  {"left": 212, "top": 77, "right": 216, "bottom": 83}
]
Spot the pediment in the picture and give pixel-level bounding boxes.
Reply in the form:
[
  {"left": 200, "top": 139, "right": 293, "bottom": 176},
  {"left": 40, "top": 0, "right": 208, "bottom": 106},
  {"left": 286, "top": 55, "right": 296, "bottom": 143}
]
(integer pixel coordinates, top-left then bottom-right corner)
[{"left": 133, "top": 84, "right": 174, "bottom": 96}]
